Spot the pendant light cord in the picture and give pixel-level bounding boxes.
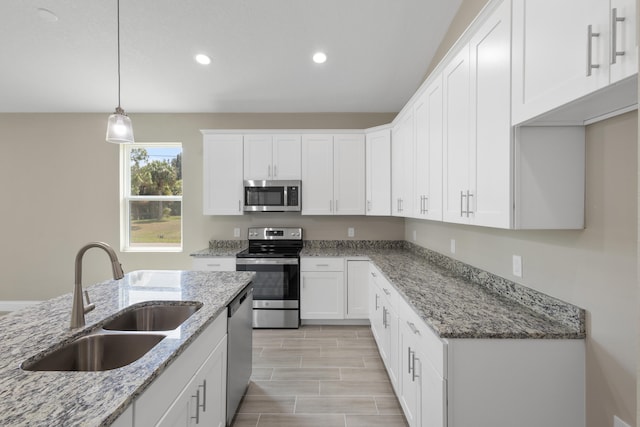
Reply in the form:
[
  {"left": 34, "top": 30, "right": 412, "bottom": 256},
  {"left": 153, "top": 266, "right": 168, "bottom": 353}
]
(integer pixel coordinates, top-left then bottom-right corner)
[{"left": 117, "top": 0, "right": 121, "bottom": 110}]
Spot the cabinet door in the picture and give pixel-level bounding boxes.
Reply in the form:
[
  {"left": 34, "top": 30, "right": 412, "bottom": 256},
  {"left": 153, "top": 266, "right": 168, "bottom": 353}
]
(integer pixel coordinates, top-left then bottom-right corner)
[
  {"left": 346, "top": 260, "right": 369, "bottom": 319},
  {"left": 300, "top": 271, "right": 345, "bottom": 319},
  {"left": 203, "top": 135, "right": 244, "bottom": 215},
  {"left": 369, "top": 271, "right": 384, "bottom": 346},
  {"left": 273, "top": 135, "right": 301, "bottom": 180},
  {"left": 301, "top": 135, "right": 334, "bottom": 215},
  {"left": 610, "top": 0, "right": 637, "bottom": 83},
  {"left": 157, "top": 335, "right": 228, "bottom": 427},
  {"left": 442, "top": 45, "right": 471, "bottom": 224},
  {"left": 469, "top": 0, "right": 512, "bottom": 228},
  {"left": 365, "top": 129, "right": 391, "bottom": 216},
  {"left": 391, "top": 112, "right": 415, "bottom": 217},
  {"left": 243, "top": 135, "right": 273, "bottom": 180},
  {"left": 511, "top": 0, "right": 609, "bottom": 124},
  {"left": 419, "top": 357, "right": 446, "bottom": 427},
  {"left": 414, "top": 92, "right": 429, "bottom": 220},
  {"left": 399, "top": 320, "right": 421, "bottom": 427},
  {"left": 191, "top": 257, "right": 237, "bottom": 271},
  {"left": 391, "top": 123, "right": 404, "bottom": 217},
  {"left": 334, "top": 135, "right": 366, "bottom": 215},
  {"left": 424, "top": 75, "right": 444, "bottom": 222}
]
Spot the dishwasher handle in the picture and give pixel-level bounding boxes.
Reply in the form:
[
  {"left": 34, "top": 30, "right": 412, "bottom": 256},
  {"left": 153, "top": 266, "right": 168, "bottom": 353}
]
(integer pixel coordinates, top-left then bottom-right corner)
[{"left": 228, "top": 285, "right": 253, "bottom": 317}]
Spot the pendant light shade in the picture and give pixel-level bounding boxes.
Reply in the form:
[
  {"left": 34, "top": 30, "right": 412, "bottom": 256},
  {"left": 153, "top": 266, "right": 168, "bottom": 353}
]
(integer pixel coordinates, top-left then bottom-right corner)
[{"left": 106, "top": 0, "right": 134, "bottom": 144}]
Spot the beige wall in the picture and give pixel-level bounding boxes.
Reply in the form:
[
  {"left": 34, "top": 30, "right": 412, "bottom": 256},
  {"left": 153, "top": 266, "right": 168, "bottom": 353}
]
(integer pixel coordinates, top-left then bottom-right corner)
[
  {"left": 406, "top": 111, "right": 638, "bottom": 426},
  {"left": 0, "top": 112, "right": 402, "bottom": 301}
]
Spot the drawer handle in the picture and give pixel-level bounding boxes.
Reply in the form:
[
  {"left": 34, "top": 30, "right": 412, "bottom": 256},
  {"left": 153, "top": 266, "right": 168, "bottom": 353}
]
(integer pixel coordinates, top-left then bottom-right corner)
[
  {"left": 316, "top": 264, "right": 330, "bottom": 267},
  {"left": 407, "top": 321, "right": 421, "bottom": 336},
  {"left": 207, "top": 263, "right": 221, "bottom": 267},
  {"left": 370, "top": 272, "right": 377, "bottom": 277},
  {"left": 587, "top": 24, "right": 601, "bottom": 76},
  {"left": 199, "top": 380, "right": 207, "bottom": 412},
  {"left": 191, "top": 389, "right": 201, "bottom": 423},
  {"left": 611, "top": 8, "right": 626, "bottom": 64},
  {"left": 383, "top": 288, "right": 391, "bottom": 296}
]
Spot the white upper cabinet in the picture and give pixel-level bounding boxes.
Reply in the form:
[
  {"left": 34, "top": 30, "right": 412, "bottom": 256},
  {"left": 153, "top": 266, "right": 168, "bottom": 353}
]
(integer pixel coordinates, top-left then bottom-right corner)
[
  {"left": 469, "top": 0, "right": 513, "bottom": 228},
  {"left": 414, "top": 75, "right": 443, "bottom": 221},
  {"left": 365, "top": 128, "right": 391, "bottom": 216},
  {"left": 391, "top": 112, "right": 415, "bottom": 217},
  {"left": 512, "top": 0, "right": 637, "bottom": 124},
  {"left": 301, "top": 134, "right": 365, "bottom": 215},
  {"left": 203, "top": 134, "right": 244, "bottom": 215},
  {"left": 243, "top": 134, "right": 301, "bottom": 180},
  {"left": 442, "top": 44, "right": 472, "bottom": 225}
]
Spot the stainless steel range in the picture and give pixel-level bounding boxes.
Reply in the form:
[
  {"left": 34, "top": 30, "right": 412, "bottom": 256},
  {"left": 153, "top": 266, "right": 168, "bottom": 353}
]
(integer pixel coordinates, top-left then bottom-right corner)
[{"left": 235, "top": 227, "right": 302, "bottom": 328}]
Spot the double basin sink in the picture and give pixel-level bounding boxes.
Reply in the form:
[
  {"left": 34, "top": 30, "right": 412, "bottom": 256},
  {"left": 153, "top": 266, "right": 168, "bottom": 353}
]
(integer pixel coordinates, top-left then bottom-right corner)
[{"left": 21, "top": 301, "right": 202, "bottom": 372}]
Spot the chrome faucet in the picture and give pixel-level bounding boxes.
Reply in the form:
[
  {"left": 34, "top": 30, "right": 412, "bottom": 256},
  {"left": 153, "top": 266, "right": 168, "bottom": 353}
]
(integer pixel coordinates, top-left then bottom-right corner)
[{"left": 70, "top": 242, "right": 124, "bottom": 329}]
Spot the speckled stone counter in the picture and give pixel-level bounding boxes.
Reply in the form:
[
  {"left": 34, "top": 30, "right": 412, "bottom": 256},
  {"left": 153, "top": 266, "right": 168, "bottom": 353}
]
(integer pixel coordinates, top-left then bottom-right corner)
[
  {"left": 0, "top": 270, "right": 254, "bottom": 426},
  {"left": 301, "top": 240, "right": 584, "bottom": 340},
  {"left": 190, "top": 240, "right": 247, "bottom": 257}
]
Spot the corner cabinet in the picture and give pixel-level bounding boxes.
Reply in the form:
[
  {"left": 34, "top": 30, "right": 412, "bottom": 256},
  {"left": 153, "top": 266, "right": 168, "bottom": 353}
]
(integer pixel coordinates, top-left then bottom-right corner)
[
  {"left": 300, "top": 258, "right": 345, "bottom": 319},
  {"left": 301, "top": 134, "right": 365, "bottom": 215},
  {"left": 203, "top": 134, "right": 244, "bottom": 215}
]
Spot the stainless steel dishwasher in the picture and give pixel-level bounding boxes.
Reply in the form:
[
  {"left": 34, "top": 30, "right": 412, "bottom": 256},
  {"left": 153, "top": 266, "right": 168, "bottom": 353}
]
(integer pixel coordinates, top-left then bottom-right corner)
[{"left": 226, "top": 284, "right": 253, "bottom": 426}]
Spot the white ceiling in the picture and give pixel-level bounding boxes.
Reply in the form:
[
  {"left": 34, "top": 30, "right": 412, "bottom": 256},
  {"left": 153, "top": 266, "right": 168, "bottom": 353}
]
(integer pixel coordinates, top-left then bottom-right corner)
[{"left": 0, "top": 0, "right": 462, "bottom": 113}]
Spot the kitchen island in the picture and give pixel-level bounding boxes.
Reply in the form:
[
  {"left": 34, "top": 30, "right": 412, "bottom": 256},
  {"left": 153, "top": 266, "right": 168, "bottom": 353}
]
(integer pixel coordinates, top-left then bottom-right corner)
[{"left": 0, "top": 270, "right": 254, "bottom": 426}]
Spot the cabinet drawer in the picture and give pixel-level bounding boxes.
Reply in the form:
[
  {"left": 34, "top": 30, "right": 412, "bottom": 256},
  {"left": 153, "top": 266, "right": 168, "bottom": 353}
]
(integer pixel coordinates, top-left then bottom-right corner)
[
  {"left": 400, "top": 303, "right": 446, "bottom": 378},
  {"left": 369, "top": 265, "right": 398, "bottom": 310},
  {"left": 192, "top": 257, "right": 237, "bottom": 271},
  {"left": 301, "top": 257, "right": 344, "bottom": 271}
]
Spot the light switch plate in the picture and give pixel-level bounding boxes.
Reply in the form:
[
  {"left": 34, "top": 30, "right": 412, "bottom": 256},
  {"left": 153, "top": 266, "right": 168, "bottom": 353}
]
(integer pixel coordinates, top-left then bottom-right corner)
[
  {"left": 512, "top": 255, "right": 522, "bottom": 277},
  {"left": 412, "top": 230, "right": 417, "bottom": 241},
  {"left": 347, "top": 227, "right": 355, "bottom": 237},
  {"left": 450, "top": 239, "right": 456, "bottom": 254},
  {"left": 233, "top": 228, "right": 240, "bottom": 238}
]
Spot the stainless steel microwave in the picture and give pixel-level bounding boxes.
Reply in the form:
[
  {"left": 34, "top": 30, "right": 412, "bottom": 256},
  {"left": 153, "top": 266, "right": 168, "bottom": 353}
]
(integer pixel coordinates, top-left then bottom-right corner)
[{"left": 243, "top": 180, "right": 301, "bottom": 212}]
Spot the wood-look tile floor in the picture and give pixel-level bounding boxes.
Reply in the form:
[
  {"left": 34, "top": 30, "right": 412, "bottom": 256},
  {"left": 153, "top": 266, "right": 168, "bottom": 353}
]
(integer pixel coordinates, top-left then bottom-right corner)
[{"left": 230, "top": 325, "right": 408, "bottom": 427}]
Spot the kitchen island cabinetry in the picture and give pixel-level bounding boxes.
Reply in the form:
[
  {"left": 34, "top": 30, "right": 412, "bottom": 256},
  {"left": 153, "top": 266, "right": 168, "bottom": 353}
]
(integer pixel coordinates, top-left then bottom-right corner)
[
  {"left": 203, "top": 134, "right": 244, "bottom": 215},
  {"left": 243, "top": 134, "right": 301, "bottom": 180},
  {"left": 133, "top": 307, "right": 228, "bottom": 426}
]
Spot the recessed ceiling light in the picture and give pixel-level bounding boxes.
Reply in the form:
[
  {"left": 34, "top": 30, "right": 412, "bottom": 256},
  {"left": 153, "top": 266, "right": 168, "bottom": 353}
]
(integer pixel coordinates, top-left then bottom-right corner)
[
  {"left": 37, "top": 8, "right": 58, "bottom": 23},
  {"left": 195, "top": 54, "right": 211, "bottom": 65},
  {"left": 312, "top": 52, "right": 327, "bottom": 64}
]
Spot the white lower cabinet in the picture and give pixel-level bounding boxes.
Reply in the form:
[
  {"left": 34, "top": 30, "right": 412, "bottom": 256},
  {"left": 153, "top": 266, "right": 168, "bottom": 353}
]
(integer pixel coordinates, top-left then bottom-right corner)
[
  {"left": 300, "top": 258, "right": 345, "bottom": 320},
  {"left": 133, "top": 310, "right": 228, "bottom": 427},
  {"left": 369, "top": 264, "right": 399, "bottom": 389},
  {"left": 345, "top": 260, "right": 369, "bottom": 319},
  {"left": 191, "top": 257, "right": 236, "bottom": 272},
  {"left": 370, "top": 261, "right": 586, "bottom": 427},
  {"left": 157, "top": 335, "right": 227, "bottom": 427}
]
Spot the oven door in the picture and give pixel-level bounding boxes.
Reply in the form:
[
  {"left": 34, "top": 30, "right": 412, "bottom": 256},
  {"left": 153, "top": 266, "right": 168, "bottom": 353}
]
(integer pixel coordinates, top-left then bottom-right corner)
[{"left": 236, "top": 258, "right": 299, "bottom": 307}]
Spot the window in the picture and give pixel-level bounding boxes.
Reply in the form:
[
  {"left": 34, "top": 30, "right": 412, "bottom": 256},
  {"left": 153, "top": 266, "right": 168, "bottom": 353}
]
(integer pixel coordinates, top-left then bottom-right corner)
[{"left": 121, "top": 143, "right": 182, "bottom": 252}]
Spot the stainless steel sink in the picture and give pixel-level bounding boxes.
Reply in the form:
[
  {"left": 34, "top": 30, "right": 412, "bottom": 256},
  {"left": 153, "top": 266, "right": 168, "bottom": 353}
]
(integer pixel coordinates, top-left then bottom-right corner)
[
  {"left": 102, "top": 301, "right": 203, "bottom": 331},
  {"left": 21, "top": 333, "right": 165, "bottom": 372}
]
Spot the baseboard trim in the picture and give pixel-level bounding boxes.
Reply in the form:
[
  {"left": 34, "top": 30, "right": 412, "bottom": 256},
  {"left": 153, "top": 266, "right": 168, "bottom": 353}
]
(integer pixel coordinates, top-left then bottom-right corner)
[{"left": 0, "top": 301, "right": 41, "bottom": 312}]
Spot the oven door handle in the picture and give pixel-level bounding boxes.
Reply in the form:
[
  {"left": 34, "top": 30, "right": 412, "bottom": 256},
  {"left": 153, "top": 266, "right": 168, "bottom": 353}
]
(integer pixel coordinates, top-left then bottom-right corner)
[{"left": 236, "top": 258, "right": 299, "bottom": 265}]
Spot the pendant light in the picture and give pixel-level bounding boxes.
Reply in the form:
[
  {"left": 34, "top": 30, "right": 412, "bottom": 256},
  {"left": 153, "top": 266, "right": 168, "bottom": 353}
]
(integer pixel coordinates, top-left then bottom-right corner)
[{"left": 106, "top": 0, "right": 134, "bottom": 144}]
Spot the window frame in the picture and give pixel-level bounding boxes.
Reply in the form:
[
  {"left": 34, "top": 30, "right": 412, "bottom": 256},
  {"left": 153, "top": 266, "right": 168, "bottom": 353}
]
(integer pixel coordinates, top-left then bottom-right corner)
[{"left": 120, "top": 142, "right": 183, "bottom": 253}]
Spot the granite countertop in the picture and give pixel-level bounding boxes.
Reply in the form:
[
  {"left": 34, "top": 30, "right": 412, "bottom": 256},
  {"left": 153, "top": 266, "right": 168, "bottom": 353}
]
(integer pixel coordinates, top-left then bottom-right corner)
[
  {"left": 299, "top": 241, "right": 584, "bottom": 340},
  {"left": 0, "top": 270, "right": 254, "bottom": 427}
]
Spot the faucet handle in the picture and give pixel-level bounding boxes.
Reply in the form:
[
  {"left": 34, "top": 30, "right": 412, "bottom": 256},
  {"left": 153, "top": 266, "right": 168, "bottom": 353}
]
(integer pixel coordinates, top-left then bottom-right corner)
[{"left": 83, "top": 291, "right": 96, "bottom": 314}]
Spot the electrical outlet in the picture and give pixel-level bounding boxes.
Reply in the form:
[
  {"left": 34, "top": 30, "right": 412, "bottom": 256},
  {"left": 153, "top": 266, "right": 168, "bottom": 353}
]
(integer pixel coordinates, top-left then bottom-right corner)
[
  {"left": 614, "top": 416, "right": 631, "bottom": 427},
  {"left": 450, "top": 239, "right": 456, "bottom": 254},
  {"left": 233, "top": 227, "right": 240, "bottom": 238},
  {"left": 412, "top": 230, "right": 417, "bottom": 241},
  {"left": 347, "top": 227, "right": 355, "bottom": 237},
  {"left": 512, "top": 255, "right": 522, "bottom": 277}
]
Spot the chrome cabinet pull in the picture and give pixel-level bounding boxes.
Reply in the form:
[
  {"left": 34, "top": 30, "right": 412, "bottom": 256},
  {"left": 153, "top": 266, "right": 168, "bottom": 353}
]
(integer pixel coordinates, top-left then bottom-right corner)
[
  {"left": 329, "top": 200, "right": 333, "bottom": 212},
  {"left": 383, "top": 288, "right": 391, "bottom": 296},
  {"left": 268, "top": 165, "right": 272, "bottom": 178},
  {"left": 375, "top": 293, "right": 380, "bottom": 310},
  {"left": 367, "top": 200, "right": 371, "bottom": 212},
  {"left": 316, "top": 263, "right": 330, "bottom": 267},
  {"left": 407, "top": 346, "right": 413, "bottom": 374},
  {"left": 425, "top": 196, "right": 429, "bottom": 213},
  {"left": 273, "top": 164, "right": 278, "bottom": 177},
  {"left": 382, "top": 307, "right": 387, "bottom": 328},
  {"left": 460, "top": 191, "right": 467, "bottom": 216},
  {"left": 407, "top": 321, "right": 421, "bottom": 335},
  {"left": 587, "top": 24, "right": 601, "bottom": 76},
  {"left": 612, "top": 8, "right": 626, "bottom": 64},
  {"left": 191, "top": 389, "right": 201, "bottom": 423},
  {"left": 199, "top": 380, "right": 207, "bottom": 412},
  {"left": 467, "top": 190, "right": 474, "bottom": 216},
  {"left": 412, "top": 355, "right": 420, "bottom": 381},
  {"left": 238, "top": 200, "right": 241, "bottom": 212},
  {"left": 335, "top": 200, "right": 339, "bottom": 212},
  {"left": 370, "top": 271, "right": 377, "bottom": 277}
]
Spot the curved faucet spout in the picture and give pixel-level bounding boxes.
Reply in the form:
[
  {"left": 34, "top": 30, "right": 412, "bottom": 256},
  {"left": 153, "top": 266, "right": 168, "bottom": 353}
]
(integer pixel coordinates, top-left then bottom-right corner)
[{"left": 70, "top": 242, "right": 124, "bottom": 329}]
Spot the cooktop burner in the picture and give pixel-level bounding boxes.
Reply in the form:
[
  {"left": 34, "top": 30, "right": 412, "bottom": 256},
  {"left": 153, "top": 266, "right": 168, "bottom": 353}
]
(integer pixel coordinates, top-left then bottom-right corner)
[{"left": 236, "top": 227, "right": 303, "bottom": 258}]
